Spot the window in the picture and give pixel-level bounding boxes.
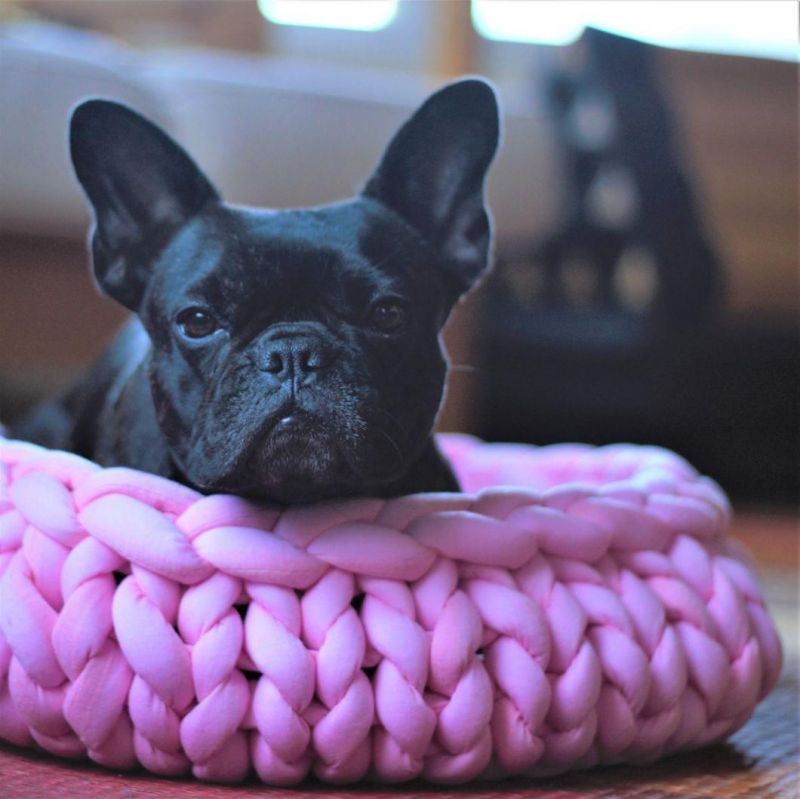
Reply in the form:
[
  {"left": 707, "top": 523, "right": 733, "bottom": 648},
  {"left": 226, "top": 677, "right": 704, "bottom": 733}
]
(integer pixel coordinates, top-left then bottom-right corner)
[
  {"left": 258, "top": 0, "right": 398, "bottom": 32},
  {"left": 472, "top": 0, "right": 799, "bottom": 62}
]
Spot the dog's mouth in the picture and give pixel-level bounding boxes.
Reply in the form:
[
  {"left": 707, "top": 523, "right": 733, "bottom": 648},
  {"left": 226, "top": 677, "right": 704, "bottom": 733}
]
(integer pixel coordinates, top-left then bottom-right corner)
[
  {"left": 237, "top": 409, "right": 349, "bottom": 502},
  {"left": 249, "top": 408, "right": 411, "bottom": 503},
  {"left": 183, "top": 394, "right": 413, "bottom": 503},
  {"left": 259, "top": 411, "right": 335, "bottom": 465}
]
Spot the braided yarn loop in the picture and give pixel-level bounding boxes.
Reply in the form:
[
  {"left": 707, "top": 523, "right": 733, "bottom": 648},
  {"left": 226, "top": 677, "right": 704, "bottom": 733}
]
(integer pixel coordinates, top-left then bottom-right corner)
[{"left": 0, "top": 433, "right": 782, "bottom": 784}]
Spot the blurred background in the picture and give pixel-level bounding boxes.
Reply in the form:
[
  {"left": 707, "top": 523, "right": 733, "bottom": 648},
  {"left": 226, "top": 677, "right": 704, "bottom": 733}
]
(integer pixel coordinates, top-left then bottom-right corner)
[{"left": 0, "top": 0, "right": 797, "bottom": 509}]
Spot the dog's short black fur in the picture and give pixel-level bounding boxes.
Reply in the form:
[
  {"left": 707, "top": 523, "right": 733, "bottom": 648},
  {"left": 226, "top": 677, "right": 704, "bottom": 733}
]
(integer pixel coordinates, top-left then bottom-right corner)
[{"left": 14, "top": 79, "right": 499, "bottom": 503}]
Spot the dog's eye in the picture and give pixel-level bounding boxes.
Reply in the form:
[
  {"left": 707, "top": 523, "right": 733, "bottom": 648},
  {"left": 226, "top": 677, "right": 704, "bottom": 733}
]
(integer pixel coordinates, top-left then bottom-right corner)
[
  {"left": 176, "top": 307, "right": 218, "bottom": 339},
  {"left": 370, "top": 299, "right": 409, "bottom": 333}
]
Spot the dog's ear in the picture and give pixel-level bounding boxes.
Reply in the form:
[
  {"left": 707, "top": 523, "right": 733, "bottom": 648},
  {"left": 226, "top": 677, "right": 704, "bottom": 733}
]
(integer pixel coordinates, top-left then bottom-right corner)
[
  {"left": 363, "top": 78, "right": 500, "bottom": 298},
  {"left": 70, "top": 99, "right": 220, "bottom": 310}
]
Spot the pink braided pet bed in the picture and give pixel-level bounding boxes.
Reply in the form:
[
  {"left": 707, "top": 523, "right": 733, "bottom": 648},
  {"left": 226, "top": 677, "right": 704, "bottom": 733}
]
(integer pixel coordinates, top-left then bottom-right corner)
[{"left": 0, "top": 433, "right": 782, "bottom": 785}]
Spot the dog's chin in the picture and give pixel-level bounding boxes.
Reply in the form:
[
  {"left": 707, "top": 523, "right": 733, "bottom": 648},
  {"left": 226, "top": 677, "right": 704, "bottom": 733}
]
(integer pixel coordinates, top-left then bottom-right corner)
[
  {"left": 247, "top": 419, "right": 347, "bottom": 503},
  {"left": 183, "top": 412, "right": 413, "bottom": 504}
]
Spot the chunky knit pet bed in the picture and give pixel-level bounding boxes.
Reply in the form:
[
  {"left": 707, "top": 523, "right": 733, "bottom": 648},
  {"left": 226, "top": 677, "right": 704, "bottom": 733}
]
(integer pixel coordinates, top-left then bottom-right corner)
[{"left": 0, "top": 432, "right": 782, "bottom": 785}]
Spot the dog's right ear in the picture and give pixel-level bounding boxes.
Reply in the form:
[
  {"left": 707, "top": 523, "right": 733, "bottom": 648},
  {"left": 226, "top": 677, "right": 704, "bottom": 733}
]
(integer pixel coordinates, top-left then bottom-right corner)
[
  {"left": 362, "top": 79, "right": 499, "bottom": 301},
  {"left": 70, "top": 100, "right": 220, "bottom": 310}
]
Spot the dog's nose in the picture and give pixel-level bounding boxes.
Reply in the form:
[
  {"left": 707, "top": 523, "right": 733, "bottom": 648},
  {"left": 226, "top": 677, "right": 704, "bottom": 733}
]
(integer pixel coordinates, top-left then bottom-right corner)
[{"left": 258, "top": 335, "right": 333, "bottom": 381}]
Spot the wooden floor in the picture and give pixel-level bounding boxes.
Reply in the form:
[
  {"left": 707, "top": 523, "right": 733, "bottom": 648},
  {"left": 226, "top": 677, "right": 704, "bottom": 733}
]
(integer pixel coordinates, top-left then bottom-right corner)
[{"left": 1, "top": 511, "right": 797, "bottom": 799}]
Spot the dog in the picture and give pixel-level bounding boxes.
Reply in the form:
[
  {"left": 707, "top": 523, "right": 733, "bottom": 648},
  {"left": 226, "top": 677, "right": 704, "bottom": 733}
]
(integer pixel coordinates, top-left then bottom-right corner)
[{"left": 13, "top": 79, "right": 500, "bottom": 504}]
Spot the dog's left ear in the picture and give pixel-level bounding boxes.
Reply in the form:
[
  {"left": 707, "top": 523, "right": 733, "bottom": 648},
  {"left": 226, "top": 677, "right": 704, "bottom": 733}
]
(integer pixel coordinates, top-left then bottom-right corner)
[
  {"left": 70, "top": 99, "right": 220, "bottom": 311},
  {"left": 363, "top": 78, "right": 500, "bottom": 298}
]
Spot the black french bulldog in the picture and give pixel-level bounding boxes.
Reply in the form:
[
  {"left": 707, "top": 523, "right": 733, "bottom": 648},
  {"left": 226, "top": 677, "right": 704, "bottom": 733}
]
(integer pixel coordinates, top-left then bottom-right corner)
[{"left": 14, "top": 79, "right": 500, "bottom": 504}]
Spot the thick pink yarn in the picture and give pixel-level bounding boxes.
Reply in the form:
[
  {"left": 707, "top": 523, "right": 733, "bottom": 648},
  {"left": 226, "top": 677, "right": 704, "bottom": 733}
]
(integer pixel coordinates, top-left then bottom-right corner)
[{"left": 0, "top": 433, "right": 782, "bottom": 785}]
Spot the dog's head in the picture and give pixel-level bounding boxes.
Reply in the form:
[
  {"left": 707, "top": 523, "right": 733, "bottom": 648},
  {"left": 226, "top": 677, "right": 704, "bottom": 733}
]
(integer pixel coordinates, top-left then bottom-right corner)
[{"left": 69, "top": 79, "right": 499, "bottom": 502}]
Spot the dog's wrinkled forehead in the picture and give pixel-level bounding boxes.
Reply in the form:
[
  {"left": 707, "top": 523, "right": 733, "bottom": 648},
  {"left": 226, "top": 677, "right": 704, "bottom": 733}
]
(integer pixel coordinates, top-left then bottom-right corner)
[{"left": 151, "top": 200, "right": 435, "bottom": 321}]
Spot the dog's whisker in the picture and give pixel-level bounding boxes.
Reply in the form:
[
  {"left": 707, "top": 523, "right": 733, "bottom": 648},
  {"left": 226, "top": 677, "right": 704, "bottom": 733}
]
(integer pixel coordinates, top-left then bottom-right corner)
[
  {"left": 366, "top": 404, "right": 409, "bottom": 440},
  {"left": 448, "top": 364, "right": 481, "bottom": 374},
  {"left": 375, "top": 426, "right": 404, "bottom": 464}
]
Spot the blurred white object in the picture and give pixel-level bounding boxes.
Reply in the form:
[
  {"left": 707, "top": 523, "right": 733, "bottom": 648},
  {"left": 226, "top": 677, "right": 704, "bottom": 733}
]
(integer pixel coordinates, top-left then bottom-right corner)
[
  {"left": 472, "top": 0, "right": 799, "bottom": 62},
  {"left": 258, "top": 0, "right": 398, "bottom": 32}
]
